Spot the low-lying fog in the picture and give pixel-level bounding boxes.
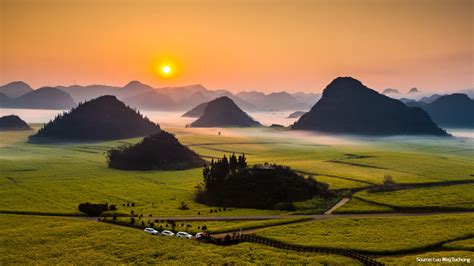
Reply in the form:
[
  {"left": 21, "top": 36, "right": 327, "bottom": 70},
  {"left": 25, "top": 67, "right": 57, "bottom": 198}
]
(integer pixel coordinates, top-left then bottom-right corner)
[
  {"left": 0, "top": 108, "right": 300, "bottom": 127},
  {"left": 1, "top": 108, "right": 473, "bottom": 141}
]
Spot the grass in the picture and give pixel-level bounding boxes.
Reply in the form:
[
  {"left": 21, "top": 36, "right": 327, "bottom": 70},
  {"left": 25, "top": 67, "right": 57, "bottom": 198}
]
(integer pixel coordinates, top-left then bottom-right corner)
[
  {"left": 354, "top": 184, "right": 474, "bottom": 211},
  {"left": 0, "top": 214, "right": 359, "bottom": 265},
  {"left": 1, "top": 126, "right": 473, "bottom": 217},
  {"left": 444, "top": 238, "right": 474, "bottom": 251},
  {"left": 379, "top": 251, "right": 473, "bottom": 265},
  {"left": 292, "top": 195, "right": 341, "bottom": 214},
  {"left": 334, "top": 198, "right": 394, "bottom": 214},
  {"left": 255, "top": 214, "right": 474, "bottom": 253}
]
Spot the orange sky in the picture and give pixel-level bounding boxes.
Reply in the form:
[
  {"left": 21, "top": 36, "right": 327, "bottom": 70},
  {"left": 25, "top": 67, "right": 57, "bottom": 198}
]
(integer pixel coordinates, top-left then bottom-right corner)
[{"left": 1, "top": 0, "right": 472, "bottom": 93}]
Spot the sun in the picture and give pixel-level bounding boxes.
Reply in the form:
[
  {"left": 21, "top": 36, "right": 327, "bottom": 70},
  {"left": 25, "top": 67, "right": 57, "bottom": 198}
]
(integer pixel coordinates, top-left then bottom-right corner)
[
  {"left": 154, "top": 61, "right": 176, "bottom": 78},
  {"left": 162, "top": 65, "right": 171, "bottom": 75}
]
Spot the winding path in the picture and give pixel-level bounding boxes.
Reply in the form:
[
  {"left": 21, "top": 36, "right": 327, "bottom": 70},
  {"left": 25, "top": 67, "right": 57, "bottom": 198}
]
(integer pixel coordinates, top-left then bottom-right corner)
[{"left": 324, "top": 197, "right": 351, "bottom": 214}]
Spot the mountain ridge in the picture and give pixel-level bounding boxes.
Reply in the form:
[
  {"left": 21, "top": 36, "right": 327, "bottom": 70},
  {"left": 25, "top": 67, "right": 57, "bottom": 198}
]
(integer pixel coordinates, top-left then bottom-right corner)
[
  {"left": 292, "top": 77, "right": 449, "bottom": 136},
  {"left": 29, "top": 95, "right": 160, "bottom": 142}
]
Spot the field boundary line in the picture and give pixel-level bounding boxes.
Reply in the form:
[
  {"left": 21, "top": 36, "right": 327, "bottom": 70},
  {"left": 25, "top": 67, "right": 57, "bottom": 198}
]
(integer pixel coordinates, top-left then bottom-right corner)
[
  {"left": 352, "top": 196, "right": 474, "bottom": 213},
  {"left": 294, "top": 170, "right": 376, "bottom": 185}
]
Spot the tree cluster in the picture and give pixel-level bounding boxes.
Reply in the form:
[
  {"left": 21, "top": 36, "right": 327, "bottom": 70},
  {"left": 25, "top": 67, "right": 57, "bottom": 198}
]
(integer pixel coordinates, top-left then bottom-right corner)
[
  {"left": 202, "top": 153, "right": 247, "bottom": 190},
  {"left": 78, "top": 202, "right": 116, "bottom": 216},
  {"left": 107, "top": 131, "right": 205, "bottom": 170},
  {"left": 195, "top": 155, "right": 331, "bottom": 209}
]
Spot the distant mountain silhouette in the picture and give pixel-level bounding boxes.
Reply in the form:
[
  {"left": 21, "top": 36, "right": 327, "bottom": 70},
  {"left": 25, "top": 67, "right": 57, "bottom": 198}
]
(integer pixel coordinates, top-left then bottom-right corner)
[
  {"left": 182, "top": 102, "right": 208, "bottom": 117},
  {"left": 184, "top": 91, "right": 209, "bottom": 108},
  {"left": 382, "top": 88, "right": 399, "bottom": 94},
  {"left": 57, "top": 84, "right": 119, "bottom": 103},
  {"left": 291, "top": 92, "right": 321, "bottom": 107},
  {"left": 0, "top": 115, "right": 32, "bottom": 131},
  {"left": 123, "top": 90, "right": 176, "bottom": 110},
  {"left": 0, "top": 93, "right": 10, "bottom": 107},
  {"left": 190, "top": 96, "right": 260, "bottom": 127},
  {"left": 160, "top": 84, "right": 210, "bottom": 106},
  {"left": 56, "top": 82, "right": 258, "bottom": 111},
  {"left": 120, "top": 81, "right": 155, "bottom": 99},
  {"left": 107, "top": 131, "right": 205, "bottom": 170},
  {"left": 236, "top": 91, "right": 319, "bottom": 111},
  {"left": 236, "top": 91, "right": 267, "bottom": 104},
  {"left": 287, "top": 111, "right": 306, "bottom": 118},
  {"left": 48, "top": 80, "right": 323, "bottom": 111},
  {"left": 56, "top": 81, "right": 155, "bottom": 103},
  {"left": 0, "top": 81, "right": 33, "bottom": 98},
  {"left": 213, "top": 91, "right": 256, "bottom": 111},
  {"left": 409, "top": 87, "right": 420, "bottom": 94},
  {"left": 4, "top": 87, "right": 76, "bottom": 109},
  {"left": 419, "top": 94, "right": 442, "bottom": 103},
  {"left": 407, "top": 94, "right": 474, "bottom": 128},
  {"left": 399, "top": 98, "right": 417, "bottom": 104},
  {"left": 292, "top": 77, "right": 449, "bottom": 136},
  {"left": 29, "top": 95, "right": 160, "bottom": 142}
]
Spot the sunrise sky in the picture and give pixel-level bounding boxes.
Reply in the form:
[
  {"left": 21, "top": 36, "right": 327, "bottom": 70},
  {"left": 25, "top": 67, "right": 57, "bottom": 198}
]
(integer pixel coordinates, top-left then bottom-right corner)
[{"left": 1, "top": 0, "right": 472, "bottom": 93}]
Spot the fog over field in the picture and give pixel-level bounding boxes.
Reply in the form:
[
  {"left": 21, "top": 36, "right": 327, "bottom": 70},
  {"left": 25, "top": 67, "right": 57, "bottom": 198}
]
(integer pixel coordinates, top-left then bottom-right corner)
[{"left": 2, "top": 108, "right": 473, "bottom": 140}]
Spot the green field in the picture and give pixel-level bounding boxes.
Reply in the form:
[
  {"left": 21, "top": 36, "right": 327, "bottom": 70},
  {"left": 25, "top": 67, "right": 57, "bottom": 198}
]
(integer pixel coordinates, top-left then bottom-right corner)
[
  {"left": 0, "top": 214, "right": 359, "bottom": 265},
  {"left": 353, "top": 184, "right": 474, "bottom": 210},
  {"left": 1, "top": 125, "right": 473, "bottom": 216},
  {"left": 334, "top": 198, "right": 394, "bottom": 214},
  {"left": 444, "top": 238, "right": 474, "bottom": 251},
  {"left": 1, "top": 124, "right": 473, "bottom": 264},
  {"left": 379, "top": 251, "right": 473, "bottom": 265},
  {"left": 255, "top": 214, "right": 474, "bottom": 253}
]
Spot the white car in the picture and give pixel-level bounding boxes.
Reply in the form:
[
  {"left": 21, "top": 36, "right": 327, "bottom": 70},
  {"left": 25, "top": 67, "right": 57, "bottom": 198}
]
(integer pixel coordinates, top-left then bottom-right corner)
[
  {"left": 176, "top": 231, "right": 193, "bottom": 239},
  {"left": 144, "top": 228, "right": 159, "bottom": 235},
  {"left": 161, "top": 230, "right": 175, "bottom": 236},
  {"left": 195, "top": 232, "right": 205, "bottom": 239}
]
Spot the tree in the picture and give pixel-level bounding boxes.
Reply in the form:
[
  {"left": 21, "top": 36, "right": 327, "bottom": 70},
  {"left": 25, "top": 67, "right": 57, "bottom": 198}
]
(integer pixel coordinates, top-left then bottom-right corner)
[
  {"left": 78, "top": 202, "right": 109, "bottom": 216},
  {"left": 237, "top": 154, "right": 247, "bottom": 168},
  {"left": 229, "top": 153, "right": 237, "bottom": 173}
]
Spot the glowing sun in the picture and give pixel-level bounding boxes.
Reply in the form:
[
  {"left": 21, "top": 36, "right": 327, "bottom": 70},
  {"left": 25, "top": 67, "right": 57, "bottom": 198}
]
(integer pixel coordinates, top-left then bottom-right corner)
[
  {"left": 162, "top": 65, "right": 171, "bottom": 75},
  {"left": 155, "top": 61, "right": 176, "bottom": 78}
]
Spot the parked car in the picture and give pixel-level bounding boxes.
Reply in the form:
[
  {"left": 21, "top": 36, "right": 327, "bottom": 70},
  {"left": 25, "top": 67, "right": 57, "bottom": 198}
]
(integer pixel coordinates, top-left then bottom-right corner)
[
  {"left": 195, "top": 232, "right": 205, "bottom": 239},
  {"left": 161, "top": 230, "right": 175, "bottom": 236},
  {"left": 144, "top": 228, "right": 159, "bottom": 235},
  {"left": 176, "top": 231, "right": 193, "bottom": 239}
]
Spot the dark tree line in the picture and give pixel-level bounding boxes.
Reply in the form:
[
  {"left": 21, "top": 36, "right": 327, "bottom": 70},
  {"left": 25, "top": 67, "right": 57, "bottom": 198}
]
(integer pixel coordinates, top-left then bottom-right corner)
[
  {"left": 78, "top": 202, "right": 116, "bottom": 216},
  {"left": 195, "top": 154, "right": 331, "bottom": 209},
  {"left": 202, "top": 153, "right": 247, "bottom": 190}
]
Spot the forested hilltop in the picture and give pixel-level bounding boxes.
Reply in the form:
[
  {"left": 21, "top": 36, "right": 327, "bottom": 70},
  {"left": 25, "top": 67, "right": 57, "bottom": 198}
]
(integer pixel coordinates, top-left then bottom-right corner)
[
  {"left": 107, "top": 131, "right": 205, "bottom": 170},
  {"left": 30, "top": 95, "right": 160, "bottom": 142}
]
